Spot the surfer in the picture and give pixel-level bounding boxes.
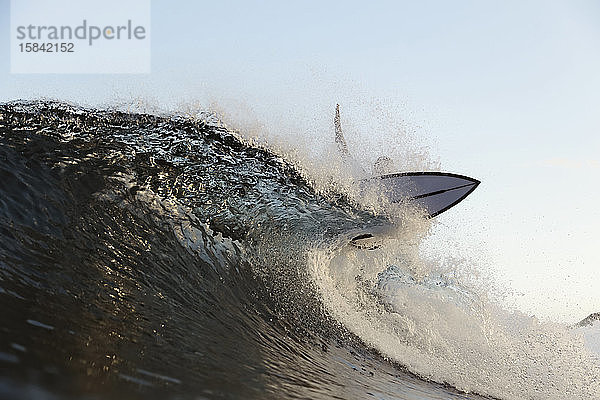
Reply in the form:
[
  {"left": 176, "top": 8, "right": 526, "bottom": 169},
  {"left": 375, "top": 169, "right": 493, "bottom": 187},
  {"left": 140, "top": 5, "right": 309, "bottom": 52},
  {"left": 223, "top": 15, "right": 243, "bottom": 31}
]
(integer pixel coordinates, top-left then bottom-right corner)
[
  {"left": 333, "top": 104, "right": 479, "bottom": 221},
  {"left": 334, "top": 104, "right": 396, "bottom": 176}
]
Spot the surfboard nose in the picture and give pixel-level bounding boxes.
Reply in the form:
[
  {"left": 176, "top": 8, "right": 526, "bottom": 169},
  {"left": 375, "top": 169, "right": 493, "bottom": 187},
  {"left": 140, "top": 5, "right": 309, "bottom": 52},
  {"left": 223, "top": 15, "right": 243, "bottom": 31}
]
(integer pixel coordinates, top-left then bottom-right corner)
[{"left": 374, "top": 172, "right": 480, "bottom": 218}]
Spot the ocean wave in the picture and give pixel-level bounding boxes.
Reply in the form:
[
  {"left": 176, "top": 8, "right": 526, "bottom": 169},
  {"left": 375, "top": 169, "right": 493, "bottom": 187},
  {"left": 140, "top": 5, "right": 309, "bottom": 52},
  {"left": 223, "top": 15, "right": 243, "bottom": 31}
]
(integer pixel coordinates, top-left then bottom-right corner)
[{"left": 0, "top": 100, "right": 598, "bottom": 400}]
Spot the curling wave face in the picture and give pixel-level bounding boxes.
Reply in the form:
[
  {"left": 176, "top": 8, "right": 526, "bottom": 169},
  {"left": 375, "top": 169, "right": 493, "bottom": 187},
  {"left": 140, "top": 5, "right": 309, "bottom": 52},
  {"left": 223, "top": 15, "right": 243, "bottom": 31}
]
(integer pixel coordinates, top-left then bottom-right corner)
[{"left": 0, "top": 101, "right": 598, "bottom": 400}]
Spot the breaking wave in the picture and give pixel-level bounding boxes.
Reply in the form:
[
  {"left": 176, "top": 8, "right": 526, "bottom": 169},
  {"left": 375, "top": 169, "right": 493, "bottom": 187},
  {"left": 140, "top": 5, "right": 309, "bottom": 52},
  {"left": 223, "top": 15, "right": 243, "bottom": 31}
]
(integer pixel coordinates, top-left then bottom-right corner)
[{"left": 0, "top": 100, "right": 598, "bottom": 400}]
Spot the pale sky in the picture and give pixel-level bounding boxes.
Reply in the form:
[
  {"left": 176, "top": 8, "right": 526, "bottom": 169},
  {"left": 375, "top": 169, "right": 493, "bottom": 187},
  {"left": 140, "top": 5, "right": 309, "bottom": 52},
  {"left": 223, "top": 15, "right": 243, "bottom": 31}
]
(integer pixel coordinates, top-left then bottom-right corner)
[{"left": 1, "top": 0, "right": 599, "bottom": 323}]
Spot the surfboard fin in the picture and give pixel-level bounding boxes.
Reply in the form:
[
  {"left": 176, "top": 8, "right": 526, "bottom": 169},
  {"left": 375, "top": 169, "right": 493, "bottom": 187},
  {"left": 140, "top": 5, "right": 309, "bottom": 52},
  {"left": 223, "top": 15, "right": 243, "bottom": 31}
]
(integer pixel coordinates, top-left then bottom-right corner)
[
  {"left": 346, "top": 224, "right": 396, "bottom": 250},
  {"left": 349, "top": 233, "right": 382, "bottom": 250}
]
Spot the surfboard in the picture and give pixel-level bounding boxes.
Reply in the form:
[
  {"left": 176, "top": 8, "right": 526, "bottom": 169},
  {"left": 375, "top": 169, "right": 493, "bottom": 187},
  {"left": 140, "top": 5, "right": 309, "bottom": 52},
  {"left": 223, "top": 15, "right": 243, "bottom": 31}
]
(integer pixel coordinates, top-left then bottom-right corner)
[
  {"left": 351, "top": 172, "right": 480, "bottom": 249},
  {"left": 370, "top": 172, "right": 480, "bottom": 217}
]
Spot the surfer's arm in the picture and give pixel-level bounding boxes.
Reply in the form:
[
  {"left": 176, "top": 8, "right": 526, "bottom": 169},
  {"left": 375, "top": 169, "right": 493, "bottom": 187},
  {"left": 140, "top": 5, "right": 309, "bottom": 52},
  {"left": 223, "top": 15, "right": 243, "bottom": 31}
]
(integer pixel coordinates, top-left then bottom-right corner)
[{"left": 335, "top": 104, "right": 349, "bottom": 156}]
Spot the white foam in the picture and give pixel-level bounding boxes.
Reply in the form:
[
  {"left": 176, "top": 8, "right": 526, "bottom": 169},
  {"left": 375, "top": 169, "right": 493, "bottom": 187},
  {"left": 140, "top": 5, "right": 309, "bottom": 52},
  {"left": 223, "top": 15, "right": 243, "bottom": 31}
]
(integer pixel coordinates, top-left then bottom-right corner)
[
  {"left": 309, "top": 228, "right": 600, "bottom": 399},
  {"left": 576, "top": 320, "right": 600, "bottom": 356}
]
